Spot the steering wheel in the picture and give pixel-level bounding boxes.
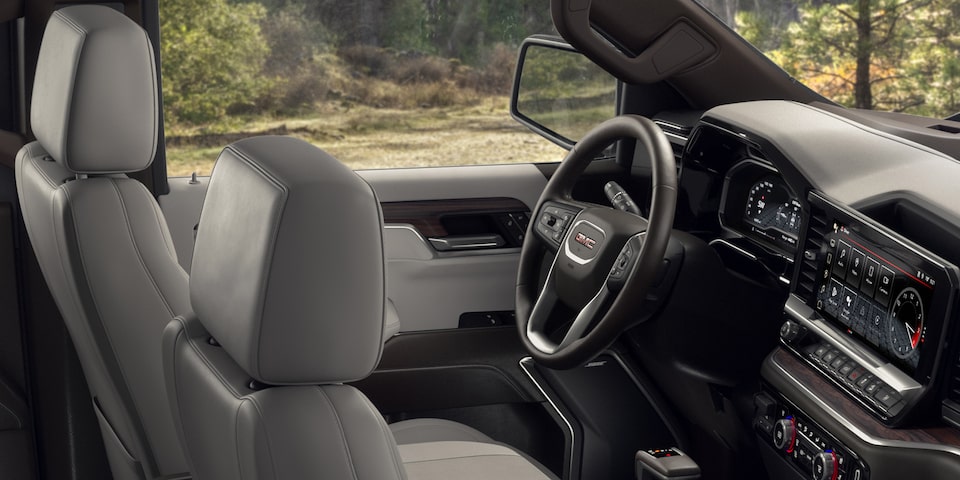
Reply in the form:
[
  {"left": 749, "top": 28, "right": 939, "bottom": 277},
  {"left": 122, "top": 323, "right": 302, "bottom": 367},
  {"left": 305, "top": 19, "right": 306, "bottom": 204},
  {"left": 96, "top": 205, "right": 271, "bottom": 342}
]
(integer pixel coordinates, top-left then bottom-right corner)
[{"left": 516, "top": 115, "right": 677, "bottom": 369}]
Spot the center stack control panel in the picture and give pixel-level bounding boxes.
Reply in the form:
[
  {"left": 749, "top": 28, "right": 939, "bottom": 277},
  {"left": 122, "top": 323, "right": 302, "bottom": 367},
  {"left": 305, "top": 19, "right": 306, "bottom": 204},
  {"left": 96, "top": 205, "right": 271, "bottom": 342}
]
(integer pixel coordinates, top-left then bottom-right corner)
[{"left": 754, "top": 392, "right": 869, "bottom": 480}]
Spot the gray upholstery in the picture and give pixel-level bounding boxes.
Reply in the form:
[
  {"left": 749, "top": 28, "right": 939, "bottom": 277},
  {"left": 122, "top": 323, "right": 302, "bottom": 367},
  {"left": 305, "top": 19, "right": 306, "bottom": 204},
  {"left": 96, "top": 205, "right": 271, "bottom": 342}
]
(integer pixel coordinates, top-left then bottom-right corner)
[
  {"left": 399, "top": 441, "right": 553, "bottom": 480},
  {"left": 190, "top": 136, "right": 385, "bottom": 384},
  {"left": 31, "top": 6, "right": 158, "bottom": 174},
  {"left": 391, "top": 418, "right": 496, "bottom": 444},
  {"left": 164, "top": 315, "right": 407, "bottom": 480},
  {"left": 390, "top": 419, "right": 558, "bottom": 480},
  {"left": 166, "top": 136, "right": 554, "bottom": 480},
  {"left": 16, "top": 5, "right": 188, "bottom": 480}
]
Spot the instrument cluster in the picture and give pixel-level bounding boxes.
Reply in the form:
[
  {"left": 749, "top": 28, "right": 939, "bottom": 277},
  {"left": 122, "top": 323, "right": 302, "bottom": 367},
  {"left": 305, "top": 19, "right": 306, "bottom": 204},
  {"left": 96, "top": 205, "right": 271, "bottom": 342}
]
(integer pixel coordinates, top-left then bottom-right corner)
[{"left": 720, "top": 160, "right": 801, "bottom": 255}]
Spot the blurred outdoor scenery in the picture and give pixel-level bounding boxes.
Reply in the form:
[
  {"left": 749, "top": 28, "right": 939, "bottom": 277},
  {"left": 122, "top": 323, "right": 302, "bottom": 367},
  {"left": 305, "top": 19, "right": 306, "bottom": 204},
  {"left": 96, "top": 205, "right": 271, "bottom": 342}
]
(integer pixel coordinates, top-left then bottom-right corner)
[
  {"left": 160, "top": 0, "right": 960, "bottom": 176},
  {"left": 160, "top": 0, "right": 564, "bottom": 175}
]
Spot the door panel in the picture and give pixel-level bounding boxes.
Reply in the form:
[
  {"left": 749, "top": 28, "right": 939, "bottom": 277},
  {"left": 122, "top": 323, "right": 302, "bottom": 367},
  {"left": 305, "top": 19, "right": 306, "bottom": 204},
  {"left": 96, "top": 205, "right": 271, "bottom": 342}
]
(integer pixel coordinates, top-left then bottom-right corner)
[
  {"left": 161, "top": 163, "right": 548, "bottom": 331},
  {"left": 366, "top": 164, "right": 546, "bottom": 330}
]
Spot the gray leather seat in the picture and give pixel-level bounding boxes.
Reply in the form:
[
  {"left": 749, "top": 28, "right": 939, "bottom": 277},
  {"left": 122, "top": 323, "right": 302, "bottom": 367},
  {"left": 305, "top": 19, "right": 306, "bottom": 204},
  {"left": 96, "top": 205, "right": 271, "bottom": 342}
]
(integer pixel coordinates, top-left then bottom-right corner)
[
  {"left": 16, "top": 6, "right": 190, "bottom": 480},
  {"left": 164, "top": 136, "right": 555, "bottom": 480}
]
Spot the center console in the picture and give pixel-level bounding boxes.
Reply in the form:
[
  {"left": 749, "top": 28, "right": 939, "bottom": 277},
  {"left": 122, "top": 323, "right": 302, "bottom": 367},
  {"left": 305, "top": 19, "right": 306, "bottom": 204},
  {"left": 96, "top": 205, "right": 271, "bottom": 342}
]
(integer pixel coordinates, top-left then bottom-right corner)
[
  {"left": 756, "top": 191, "right": 960, "bottom": 479},
  {"left": 755, "top": 390, "right": 869, "bottom": 480},
  {"left": 782, "top": 192, "right": 957, "bottom": 424}
]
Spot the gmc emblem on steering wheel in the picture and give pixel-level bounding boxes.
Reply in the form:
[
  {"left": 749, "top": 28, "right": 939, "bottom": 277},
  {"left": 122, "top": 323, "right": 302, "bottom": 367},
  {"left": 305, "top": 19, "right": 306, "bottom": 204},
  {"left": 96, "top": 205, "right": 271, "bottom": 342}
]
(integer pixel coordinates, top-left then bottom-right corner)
[{"left": 574, "top": 232, "right": 597, "bottom": 249}]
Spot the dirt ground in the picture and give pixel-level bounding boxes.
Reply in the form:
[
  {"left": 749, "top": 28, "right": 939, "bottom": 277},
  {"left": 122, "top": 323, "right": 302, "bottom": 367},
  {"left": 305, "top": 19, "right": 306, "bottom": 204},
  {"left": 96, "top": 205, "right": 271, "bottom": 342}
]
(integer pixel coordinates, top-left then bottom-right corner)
[{"left": 165, "top": 99, "right": 567, "bottom": 177}]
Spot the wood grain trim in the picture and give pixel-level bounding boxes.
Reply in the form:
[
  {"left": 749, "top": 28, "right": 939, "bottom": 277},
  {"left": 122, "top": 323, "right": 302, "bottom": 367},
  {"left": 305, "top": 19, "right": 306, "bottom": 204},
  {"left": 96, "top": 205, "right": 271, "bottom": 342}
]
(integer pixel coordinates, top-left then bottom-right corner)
[
  {"left": 381, "top": 197, "right": 529, "bottom": 238},
  {"left": 770, "top": 348, "right": 960, "bottom": 446}
]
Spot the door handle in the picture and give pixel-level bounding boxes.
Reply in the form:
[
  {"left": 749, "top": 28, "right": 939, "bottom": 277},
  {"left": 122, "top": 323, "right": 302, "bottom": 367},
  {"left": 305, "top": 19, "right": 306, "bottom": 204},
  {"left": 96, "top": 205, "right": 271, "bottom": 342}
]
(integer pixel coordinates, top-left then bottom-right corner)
[{"left": 428, "top": 234, "right": 506, "bottom": 251}]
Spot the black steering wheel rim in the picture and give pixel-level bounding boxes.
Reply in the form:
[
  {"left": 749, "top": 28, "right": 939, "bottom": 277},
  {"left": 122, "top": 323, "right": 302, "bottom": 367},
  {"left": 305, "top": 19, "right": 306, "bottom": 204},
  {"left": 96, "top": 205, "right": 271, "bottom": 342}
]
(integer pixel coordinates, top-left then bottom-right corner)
[{"left": 515, "top": 115, "right": 678, "bottom": 369}]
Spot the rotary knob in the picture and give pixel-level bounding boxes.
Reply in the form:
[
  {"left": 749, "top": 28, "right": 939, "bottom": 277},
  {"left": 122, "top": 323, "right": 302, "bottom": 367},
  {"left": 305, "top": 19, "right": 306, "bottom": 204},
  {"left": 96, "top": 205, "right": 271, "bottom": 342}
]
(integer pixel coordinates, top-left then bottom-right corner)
[
  {"left": 773, "top": 417, "right": 796, "bottom": 451},
  {"left": 812, "top": 451, "right": 838, "bottom": 480},
  {"left": 779, "top": 320, "right": 804, "bottom": 342}
]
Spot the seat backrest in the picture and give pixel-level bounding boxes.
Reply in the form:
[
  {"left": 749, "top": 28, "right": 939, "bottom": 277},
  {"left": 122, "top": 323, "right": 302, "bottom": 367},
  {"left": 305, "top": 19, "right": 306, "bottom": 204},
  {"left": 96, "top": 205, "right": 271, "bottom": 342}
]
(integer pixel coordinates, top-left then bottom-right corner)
[
  {"left": 164, "top": 136, "right": 405, "bottom": 480},
  {"left": 16, "top": 6, "right": 189, "bottom": 479}
]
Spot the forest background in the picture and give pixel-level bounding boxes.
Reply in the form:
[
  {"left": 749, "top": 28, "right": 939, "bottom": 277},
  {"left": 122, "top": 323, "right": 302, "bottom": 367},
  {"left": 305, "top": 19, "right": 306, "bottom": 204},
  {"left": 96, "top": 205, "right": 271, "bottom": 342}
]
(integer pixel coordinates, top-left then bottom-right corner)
[{"left": 159, "top": 0, "right": 960, "bottom": 174}]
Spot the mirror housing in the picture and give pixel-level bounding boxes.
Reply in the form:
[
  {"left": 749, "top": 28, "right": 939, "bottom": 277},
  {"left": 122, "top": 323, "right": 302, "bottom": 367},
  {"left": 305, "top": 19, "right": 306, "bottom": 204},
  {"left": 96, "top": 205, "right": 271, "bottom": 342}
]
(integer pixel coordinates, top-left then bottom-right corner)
[{"left": 511, "top": 35, "right": 619, "bottom": 150}]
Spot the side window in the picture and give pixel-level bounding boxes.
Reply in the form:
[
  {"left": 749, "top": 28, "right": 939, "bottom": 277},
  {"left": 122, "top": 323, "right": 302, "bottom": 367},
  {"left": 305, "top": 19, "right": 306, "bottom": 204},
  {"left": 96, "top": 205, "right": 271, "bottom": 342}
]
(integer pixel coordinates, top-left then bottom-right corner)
[{"left": 159, "top": 0, "right": 564, "bottom": 176}]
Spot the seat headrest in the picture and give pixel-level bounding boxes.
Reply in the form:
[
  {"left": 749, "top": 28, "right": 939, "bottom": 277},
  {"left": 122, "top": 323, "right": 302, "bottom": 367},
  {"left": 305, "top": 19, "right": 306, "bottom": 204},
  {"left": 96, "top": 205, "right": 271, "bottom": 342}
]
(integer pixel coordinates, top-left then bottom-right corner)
[
  {"left": 190, "top": 136, "right": 386, "bottom": 385},
  {"left": 31, "top": 5, "right": 158, "bottom": 174}
]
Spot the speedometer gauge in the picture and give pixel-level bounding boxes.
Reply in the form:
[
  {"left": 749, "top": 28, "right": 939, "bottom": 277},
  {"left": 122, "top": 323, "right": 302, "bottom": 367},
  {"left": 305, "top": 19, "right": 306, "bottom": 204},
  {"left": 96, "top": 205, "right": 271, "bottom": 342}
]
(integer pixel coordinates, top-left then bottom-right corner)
[
  {"left": 743, "top": 176, "right": 802, "bottom": 239},
  {"left": 889, "top": 287, "right": 924, "bottom": 360}
]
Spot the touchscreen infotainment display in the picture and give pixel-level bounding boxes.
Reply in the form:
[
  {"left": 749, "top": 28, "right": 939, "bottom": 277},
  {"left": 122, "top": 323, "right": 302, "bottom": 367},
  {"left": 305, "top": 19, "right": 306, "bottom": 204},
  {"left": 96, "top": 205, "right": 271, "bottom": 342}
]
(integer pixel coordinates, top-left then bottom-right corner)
[{"left": 815, "top": 224, "right": 935, "bottom": 372}]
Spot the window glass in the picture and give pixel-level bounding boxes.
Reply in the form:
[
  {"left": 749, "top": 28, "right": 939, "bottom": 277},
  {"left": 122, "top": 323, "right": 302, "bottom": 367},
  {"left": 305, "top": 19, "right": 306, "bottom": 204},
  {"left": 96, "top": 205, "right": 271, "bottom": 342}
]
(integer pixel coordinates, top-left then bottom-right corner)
[
  {"left": 160, "top": 0, "right": 563, "bottom": 176},
  {"left": 696, "top": 0, "right": 960, "bottom": 119}
]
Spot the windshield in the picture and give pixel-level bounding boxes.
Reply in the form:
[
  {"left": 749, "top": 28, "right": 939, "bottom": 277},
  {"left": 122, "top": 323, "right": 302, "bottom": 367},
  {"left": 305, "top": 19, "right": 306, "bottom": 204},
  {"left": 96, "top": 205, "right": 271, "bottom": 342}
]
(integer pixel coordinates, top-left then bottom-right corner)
[{"left": 697, "top": 0, "right": 960, "bottom": 118}]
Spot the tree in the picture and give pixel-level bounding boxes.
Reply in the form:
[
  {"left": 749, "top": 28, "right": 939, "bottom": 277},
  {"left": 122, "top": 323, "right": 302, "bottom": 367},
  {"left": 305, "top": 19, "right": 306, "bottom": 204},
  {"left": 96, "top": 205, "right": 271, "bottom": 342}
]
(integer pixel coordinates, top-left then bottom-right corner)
[
  {"left": 769, "top": 0, "right": 960, "bottom": 114},
  {"left": 160, "top": 0, "right": 270, "bottom": 125}
]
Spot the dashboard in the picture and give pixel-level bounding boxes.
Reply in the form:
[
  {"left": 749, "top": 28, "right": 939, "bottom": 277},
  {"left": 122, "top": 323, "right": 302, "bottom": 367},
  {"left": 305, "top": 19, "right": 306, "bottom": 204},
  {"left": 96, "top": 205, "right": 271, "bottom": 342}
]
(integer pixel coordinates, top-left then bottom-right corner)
[{"left": 674, "top": 101, "right": 960, "bottom": 480}]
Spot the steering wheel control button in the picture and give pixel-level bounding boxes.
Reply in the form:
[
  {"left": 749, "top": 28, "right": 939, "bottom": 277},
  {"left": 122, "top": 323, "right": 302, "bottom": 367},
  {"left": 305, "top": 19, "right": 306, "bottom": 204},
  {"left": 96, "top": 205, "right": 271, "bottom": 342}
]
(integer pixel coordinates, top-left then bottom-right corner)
[{"left": 536, "top": 203, "right": 582, "bottom": 248}]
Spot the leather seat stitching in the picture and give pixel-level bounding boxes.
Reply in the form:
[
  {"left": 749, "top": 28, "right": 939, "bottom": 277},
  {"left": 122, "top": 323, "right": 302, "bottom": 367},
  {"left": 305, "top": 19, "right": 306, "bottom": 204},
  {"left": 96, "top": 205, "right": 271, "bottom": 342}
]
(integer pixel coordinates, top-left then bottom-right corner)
[
  {"left": 57, "top": 184, "right": 159, "bottom": 474},
  {"left": 54, "top": 10, "right": 86, "bottom": 35},
  {"left": 315, "top": 387, "right": 360, "bottom": 480},
  {"left": 110, "top": 179, "right": 176, "bottom": 317},
  {"left": 149, "top": 197, "right": 178, "bottom": 260},
  {"left": 28, "top": 154, "right": 58, "bottom": 189},
  {"left": 360, "top": 391, "right": 405, "bottom": 477},
  {"left": 391, "top": 419, "right": 489, "bottom": 442},
  {"left": 245, "top": 396, "right": 280, "bottom": 480},
  {"left": 402, "top": 453, "right": 522, "bottom": 464},
  {"left": 219, "top": 145, "right": 288, "bottom": 380},
  {"left": 49, "top": 13, "right": 86, "bottom": 164}
]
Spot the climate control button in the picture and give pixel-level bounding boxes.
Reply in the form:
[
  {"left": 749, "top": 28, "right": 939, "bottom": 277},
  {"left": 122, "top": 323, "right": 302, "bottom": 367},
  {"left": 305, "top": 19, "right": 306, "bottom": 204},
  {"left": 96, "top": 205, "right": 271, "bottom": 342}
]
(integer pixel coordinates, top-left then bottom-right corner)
[
  {"left": 773, "top": 417, "right": 797, "bottom": 452},
  {"left": 812, "top": 451, "right": 838, "bottom": 480}
]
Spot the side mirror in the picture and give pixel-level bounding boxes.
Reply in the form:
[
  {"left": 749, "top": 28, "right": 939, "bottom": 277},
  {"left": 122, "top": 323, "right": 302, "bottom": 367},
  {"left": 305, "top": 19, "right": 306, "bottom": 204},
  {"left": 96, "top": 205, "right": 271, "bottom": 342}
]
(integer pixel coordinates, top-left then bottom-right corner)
[{"left": 511, "top": 35, "right": 619, "bottom": 150}]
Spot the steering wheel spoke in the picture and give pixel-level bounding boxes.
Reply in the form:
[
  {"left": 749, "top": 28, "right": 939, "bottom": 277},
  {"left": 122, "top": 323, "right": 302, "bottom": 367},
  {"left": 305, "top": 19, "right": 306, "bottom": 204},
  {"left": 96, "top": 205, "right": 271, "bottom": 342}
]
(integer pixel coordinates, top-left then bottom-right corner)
[
  {"left": 526, "top": 258, "right": 561, "bottom": 353},
  {"left": 557, "top": 284, "right": 612, "bottom": 350}
]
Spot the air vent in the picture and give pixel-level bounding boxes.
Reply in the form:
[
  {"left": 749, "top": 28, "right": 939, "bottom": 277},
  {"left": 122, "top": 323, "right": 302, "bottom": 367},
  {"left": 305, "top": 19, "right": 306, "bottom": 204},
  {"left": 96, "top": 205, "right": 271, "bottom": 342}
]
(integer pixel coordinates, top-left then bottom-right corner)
[
  {"left": 796, "top": 204, "right": 830, "bottom": 301},
  {"left": 653, "top": 120, "right": 689, "bottom": 169},
  {"left": 654, "top": 120, "right": 692, "bottom": 139}
]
